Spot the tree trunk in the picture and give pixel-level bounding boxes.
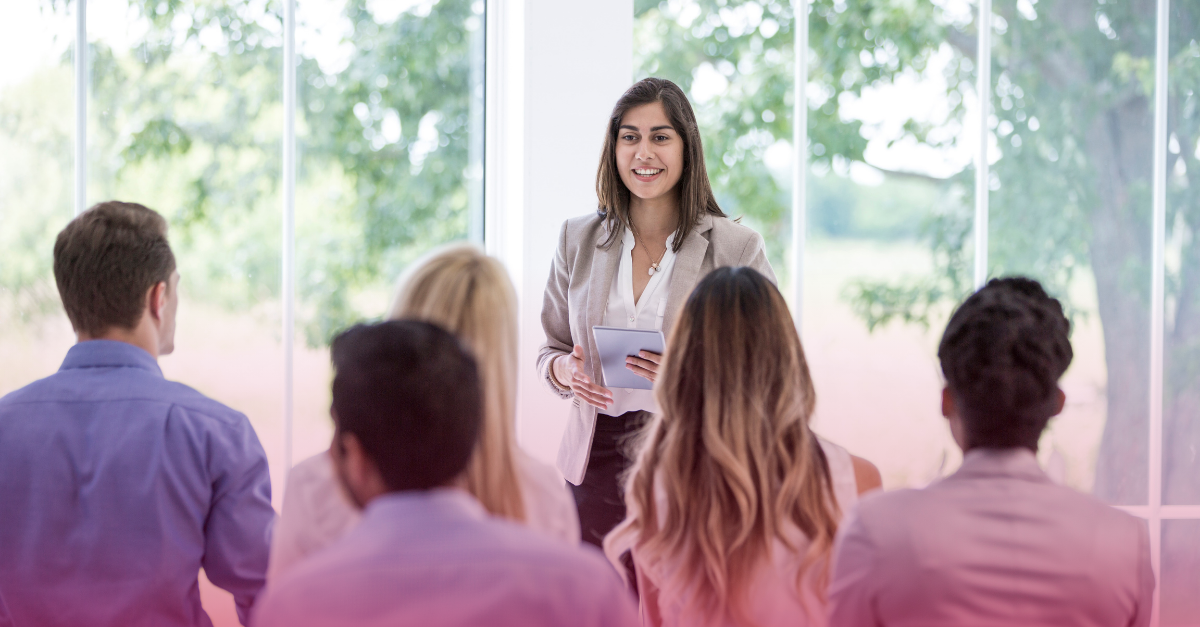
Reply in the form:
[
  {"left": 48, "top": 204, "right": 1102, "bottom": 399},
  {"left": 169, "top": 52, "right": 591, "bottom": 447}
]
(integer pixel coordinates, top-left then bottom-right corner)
[{"left": 1085, "top": 96, "right": 1154, "bottom": 505}]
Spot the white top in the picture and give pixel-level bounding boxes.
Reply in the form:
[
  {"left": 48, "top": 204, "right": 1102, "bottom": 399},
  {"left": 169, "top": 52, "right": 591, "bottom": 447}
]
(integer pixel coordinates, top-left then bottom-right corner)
[
  {"left": 600, "top": 227, "right": 678, "bottom": 416},
  {"left": 268, "top": 449, "right": 580, "bottom": 582},
  {"left": 256, "top": 489, "right": 638, "bottom": 627},
  {"left": 637, "top": 437, "right": 858, "bottom": 627}
]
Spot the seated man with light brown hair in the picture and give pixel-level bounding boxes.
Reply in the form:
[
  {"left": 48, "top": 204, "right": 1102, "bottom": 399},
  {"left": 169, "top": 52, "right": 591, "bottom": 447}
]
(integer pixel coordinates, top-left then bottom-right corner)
[{"left": 0, "top": 201, "right": 274, "bottom": 626}]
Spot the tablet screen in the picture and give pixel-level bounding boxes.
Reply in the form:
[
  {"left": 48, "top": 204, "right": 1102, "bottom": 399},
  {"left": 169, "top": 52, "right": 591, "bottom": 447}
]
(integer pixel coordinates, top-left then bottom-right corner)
[{"left": 591, "top": 326, "right": 665, "bottom": 391}]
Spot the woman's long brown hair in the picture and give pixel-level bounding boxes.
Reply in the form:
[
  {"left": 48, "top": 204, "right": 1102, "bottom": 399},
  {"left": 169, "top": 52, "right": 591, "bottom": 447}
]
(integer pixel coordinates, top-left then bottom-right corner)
[
  {"left": 596, "top": 77, "right": 725, "bottom": 252},
  {"left": 607, "top": 267, "right": 839, "bottom": 625}
]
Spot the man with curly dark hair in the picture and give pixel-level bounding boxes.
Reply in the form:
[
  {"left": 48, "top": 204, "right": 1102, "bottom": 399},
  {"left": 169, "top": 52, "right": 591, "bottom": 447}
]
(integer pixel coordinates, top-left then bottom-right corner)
[{"left": 828, "top": 277, "right": 1155, "bottom": 627}]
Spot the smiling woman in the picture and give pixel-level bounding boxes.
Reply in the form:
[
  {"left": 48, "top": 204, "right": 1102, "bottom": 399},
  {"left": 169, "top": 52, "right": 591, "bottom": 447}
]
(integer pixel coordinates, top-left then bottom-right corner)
[{"left": 536, "top": 77, "right": 776, "bottom": 551}]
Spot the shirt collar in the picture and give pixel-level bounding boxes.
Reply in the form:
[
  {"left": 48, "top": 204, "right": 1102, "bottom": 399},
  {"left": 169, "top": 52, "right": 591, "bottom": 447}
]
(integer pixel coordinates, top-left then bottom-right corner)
[
  {"left": 361, "top": 487, "right": 487, "bottom": 524},
  {"left": 59, "top": 340, "right": 163, "bottom": 378},
  {"left": 952, "top": 447, "right": 1050, "bottom": 484}
]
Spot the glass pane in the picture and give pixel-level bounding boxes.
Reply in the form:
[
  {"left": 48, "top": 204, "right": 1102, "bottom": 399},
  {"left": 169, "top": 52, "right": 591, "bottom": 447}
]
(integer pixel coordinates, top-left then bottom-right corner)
[
  {"left": 86, "top": 2, "right": 284, "bottom": 622},
  {"left": 634, "top": 0, "right": 976, "bottom": 488},
  {"left": 635, "top": 0, "right": 793, "bottom": 292},
  {"left": 0, "top": 3, "right": 76, "bottom": 395},
  {"left": 988, "top": 0, "right": 1153, "bottom": 505},
  {"left": 1162, "top": 520, "right": 1200, "bottom": 626},
  {"left": 293, "top": 0, "right": 486, "bottom": 463},
  {"left": 804, "top": 1, "right": 977, "bottom": 485},
  {"left": 1164, "top": 1, "right": 1200, "bottom": 506}
]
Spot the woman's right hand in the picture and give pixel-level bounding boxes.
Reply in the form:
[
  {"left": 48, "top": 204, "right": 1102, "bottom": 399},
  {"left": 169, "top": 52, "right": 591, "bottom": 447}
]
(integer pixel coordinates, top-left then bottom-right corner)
[{"left": 554, "top": 345, "right": 613, "bottom": 411}]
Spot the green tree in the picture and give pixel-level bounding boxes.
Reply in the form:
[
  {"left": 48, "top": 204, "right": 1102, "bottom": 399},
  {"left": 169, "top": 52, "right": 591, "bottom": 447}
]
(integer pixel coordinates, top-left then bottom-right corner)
[
  {"left": 635, "top": 0, "right": 1200, "bottom": 508},
  {"left": 16, "top": 0, "right": 481, "bottom": 344}
]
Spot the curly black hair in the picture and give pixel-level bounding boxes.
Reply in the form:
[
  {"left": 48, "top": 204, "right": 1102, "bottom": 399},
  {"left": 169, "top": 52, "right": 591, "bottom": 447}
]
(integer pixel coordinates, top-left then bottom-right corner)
[{"left": 937, "top": 277, "right": 1073, "bottom": 450}]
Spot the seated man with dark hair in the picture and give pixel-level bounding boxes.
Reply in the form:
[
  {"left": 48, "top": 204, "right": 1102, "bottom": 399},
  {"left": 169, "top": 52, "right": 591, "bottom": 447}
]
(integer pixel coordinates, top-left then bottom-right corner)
[
  {"left": 254, "top": 320, "right": 637, "bottom": 627},
  {"left": 828, "top": 277, "right": 1155, "bottom": 627},
  {"left": 0, "top": 201, "right": 274, "bottom": 626}
]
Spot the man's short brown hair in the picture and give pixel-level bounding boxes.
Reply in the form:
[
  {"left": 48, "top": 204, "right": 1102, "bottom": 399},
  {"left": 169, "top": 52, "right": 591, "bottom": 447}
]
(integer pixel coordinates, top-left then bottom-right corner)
[{"left": 54, "top": 201, "right": 177, "bottom": 336}]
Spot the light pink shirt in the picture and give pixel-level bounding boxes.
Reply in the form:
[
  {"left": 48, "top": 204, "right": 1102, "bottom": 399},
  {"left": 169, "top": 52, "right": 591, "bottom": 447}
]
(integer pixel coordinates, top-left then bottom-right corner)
[
  {"left": 828, "top": 448, "right": 1154, "bottom": 627},
  {"left": 268, "top": 449, "right": 579, "bottom": 582}
]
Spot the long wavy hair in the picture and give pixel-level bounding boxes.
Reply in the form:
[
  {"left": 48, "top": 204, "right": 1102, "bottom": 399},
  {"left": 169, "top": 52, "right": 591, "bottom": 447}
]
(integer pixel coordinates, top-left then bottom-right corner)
[
  {"left": 607, "top": 267, "right": 839, "bottom": 625},
  {"left": 388, "top": 244, "right": 525, "bottom": 522}
]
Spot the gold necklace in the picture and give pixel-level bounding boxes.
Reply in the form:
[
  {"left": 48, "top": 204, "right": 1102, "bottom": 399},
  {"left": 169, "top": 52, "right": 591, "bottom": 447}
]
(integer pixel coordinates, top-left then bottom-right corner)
[{"left": 635, "top": 234, "right": 669, "bottom": 276}]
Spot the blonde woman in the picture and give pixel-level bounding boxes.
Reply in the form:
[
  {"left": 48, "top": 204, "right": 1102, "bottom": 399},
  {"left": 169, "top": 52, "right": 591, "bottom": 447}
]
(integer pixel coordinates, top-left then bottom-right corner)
[
  {"left": 606, "top": 267, "right": 881, "bottom": 627},
  {"left": 269, "top": 245, "right": 579, "bottom": 580}
]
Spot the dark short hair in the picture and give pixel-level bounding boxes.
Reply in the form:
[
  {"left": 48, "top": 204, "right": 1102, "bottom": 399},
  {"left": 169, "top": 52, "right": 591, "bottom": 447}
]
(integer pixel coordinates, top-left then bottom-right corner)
[
  {"left": 596, "top": 77, "right": 726, "bottom": 253},
  {"left": 330, "top": 320, "right": 482, "bottom": 492},
  {"left": 937, "top": 277, "right": 1073, "bottom": 449},
  {"left": 53, "top": 201, "right": 176, "bottom": 336}
]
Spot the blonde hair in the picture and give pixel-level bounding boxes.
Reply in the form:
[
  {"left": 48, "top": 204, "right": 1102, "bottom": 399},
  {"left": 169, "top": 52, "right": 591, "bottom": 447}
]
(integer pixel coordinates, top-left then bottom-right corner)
[
  {"left": 606, "top": 267, "right": 839, "bottom": 625},
  {"left": 388, "top": 244, "right": 525, "bottom": 522}
]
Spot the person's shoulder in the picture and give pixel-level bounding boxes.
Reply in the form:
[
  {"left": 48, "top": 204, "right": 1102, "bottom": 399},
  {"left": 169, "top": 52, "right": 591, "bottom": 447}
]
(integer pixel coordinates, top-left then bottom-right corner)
[
  {"left": 289, "top": 450, "right": 335, "bottom": 483},
  {"left": 847, "top": 486, "right": 931, "bottom": 528},
  {"left": 1033, "top": 481, "right": 1145, "bottom": 532},
  {"left": 560, "top": 212, "right": 607, "bottom": 245},
  {"left": 708, "top": 214, "right": 763, "bottom": 244},
  {"left": 563, "top": 211, "right": 605, "bottom": 231},
  {"left": 482, "top": 516, "right": 607, "bottom": 573},
  {"left": 0, "top": 373, "right": 57, "bottom": 407},
  {"left": 514, "top": 451, "right": 580, "bottom": 542},
  {"left": 515, "top": 452, "right": 565, "bottom": 496},
  {"left": 157, "top": 379, "right": 252, "bottom": 429}
]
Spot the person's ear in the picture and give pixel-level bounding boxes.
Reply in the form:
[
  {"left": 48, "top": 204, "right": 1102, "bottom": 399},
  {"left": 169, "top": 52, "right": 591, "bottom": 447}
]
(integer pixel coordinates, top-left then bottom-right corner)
[
  {"left": 147, "top": 281, "right": 168, "bottom": 322},
  {"left": 1053, "top": 386, "right": 1066, "bottom": 417},
  {"left": 941, "top": 386, "right": 956, "bottom": 419},
  {"left": 331, "top": 429, "right": 386, "bottom": 509}
]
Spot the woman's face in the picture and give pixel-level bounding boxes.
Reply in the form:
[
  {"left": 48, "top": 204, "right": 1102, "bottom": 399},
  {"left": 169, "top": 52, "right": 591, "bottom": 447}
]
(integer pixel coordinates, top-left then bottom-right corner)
[{"left": 615, "top": 101, "right": 685, "bottom": 203}]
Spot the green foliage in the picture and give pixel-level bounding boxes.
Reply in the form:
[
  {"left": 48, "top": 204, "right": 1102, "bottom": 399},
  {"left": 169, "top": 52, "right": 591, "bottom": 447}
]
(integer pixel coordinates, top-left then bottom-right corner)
[{"left": 9, "top": 0, "right": 482, "bottom": 345}]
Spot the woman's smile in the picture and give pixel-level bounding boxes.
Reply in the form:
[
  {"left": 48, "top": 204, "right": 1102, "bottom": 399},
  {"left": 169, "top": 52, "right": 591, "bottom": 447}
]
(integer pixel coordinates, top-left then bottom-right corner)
[{"left": 632, "top": 167, "right": 664, "bottom": 182}]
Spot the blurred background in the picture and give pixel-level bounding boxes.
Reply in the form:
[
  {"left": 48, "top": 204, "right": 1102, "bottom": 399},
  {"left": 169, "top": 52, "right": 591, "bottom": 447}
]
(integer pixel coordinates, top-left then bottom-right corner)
[{"left": 1, "top": 0, "right": 1197, "bottom": 623}]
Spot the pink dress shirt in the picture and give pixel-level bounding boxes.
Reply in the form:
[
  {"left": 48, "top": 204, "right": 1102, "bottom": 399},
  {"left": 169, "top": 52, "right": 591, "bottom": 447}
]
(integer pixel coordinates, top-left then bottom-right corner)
[{"left": 828, "top": 447, "right": 1154, "bottom": 627}]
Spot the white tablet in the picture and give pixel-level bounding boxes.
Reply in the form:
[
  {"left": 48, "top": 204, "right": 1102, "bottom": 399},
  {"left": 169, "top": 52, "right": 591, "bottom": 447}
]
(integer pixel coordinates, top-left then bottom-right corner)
[{"left": 591, "top": 325, "right": 666, "bottom": 391}]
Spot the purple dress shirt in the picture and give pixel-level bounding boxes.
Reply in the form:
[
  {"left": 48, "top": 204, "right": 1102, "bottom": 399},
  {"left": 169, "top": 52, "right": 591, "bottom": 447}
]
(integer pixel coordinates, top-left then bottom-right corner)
[{"left": 0, "top": 340, "right": 275, "bottom": 627}]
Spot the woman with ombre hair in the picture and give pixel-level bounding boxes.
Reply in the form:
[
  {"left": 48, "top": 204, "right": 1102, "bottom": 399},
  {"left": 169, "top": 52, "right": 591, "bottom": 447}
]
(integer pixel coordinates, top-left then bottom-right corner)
[
  {"left": 269, "top": 245, "right": 579, "bottom": 581},
  {"left": 606, "top": 267, "right": 880, "bottom": 627}
]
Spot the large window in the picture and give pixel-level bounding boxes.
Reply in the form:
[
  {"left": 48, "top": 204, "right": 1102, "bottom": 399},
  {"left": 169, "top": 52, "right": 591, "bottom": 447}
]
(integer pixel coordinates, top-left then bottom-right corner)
[
  {"left": 637, "top": 0, "right": 1196, "bottom": 621},
  {"left": 0, "top": 0, "right": 484, "bottom": 623}
]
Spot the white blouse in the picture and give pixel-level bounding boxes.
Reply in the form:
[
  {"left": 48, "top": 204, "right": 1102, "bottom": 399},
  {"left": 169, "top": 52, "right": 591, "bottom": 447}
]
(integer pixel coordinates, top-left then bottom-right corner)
[
  {"left": 636, "top": 437, "right": 859, "bottom": 627},
  {"left": 268, "top": 449, "right": 581, "bottom": 583},
  {"left": 600, "top": 227, "right": 678, "bottom": 417}
]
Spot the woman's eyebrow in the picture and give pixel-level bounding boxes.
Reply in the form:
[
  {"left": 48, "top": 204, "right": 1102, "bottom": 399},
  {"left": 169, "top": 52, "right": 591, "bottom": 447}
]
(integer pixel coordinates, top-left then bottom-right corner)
[{"left": 650, "top": 125, "right": 675, "bottom": 132}]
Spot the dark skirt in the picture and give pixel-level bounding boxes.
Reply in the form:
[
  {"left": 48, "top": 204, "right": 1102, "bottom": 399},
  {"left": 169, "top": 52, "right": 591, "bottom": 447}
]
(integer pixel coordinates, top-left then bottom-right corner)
[{"left": 569, "top": 410, "right": 650, "bottom": 549}]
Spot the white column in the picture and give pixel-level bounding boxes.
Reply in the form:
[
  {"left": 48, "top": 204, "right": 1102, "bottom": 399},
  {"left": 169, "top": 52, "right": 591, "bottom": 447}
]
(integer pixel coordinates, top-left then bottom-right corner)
[
  {"left": 1148, "top": 0, "right": 1170, "bottom": 620},
  {"left": 974, "top": 0, "right": 991, "bottom": 290},
  {"left": 790, "top": 0, "right": 809, "bottom": 332},
  {"left": 75, "top": 0, "right": 87, "bottom": 215},
  {"left": 486, "top": 0, "right": 634, "bottom": 464},
  {"left": 282, "top": 0, "right": 297, "bottom": 474}
]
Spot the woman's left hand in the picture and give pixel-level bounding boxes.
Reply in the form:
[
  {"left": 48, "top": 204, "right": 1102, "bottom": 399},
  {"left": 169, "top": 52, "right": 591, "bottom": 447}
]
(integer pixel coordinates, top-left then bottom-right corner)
[{"left": 626, "top": 350, "right": 662, "bottom": 382}]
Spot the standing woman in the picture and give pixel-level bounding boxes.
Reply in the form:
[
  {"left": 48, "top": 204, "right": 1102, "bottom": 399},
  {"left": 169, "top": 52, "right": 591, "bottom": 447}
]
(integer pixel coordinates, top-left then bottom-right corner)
[{"left": 538, "top": 77, "right": 775, "bottom": 548}]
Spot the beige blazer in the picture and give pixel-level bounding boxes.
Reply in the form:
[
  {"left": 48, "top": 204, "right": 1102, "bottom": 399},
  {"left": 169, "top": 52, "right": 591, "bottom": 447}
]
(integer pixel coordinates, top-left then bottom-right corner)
[{"left": 537, "top": 211, "right": 776, "bottom": 484}]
